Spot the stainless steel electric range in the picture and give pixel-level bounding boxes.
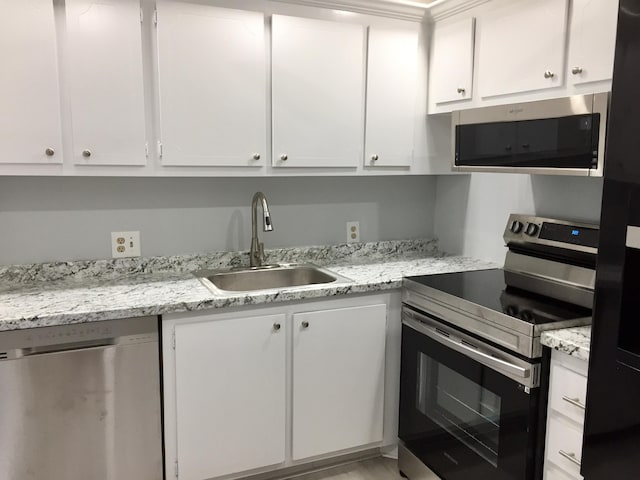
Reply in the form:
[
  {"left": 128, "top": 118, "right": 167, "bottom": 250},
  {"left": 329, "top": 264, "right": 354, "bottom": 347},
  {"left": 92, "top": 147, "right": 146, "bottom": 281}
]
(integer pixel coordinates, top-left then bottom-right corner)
[{"left": 398, "top": 214, "right": 598, "bottom": 480}]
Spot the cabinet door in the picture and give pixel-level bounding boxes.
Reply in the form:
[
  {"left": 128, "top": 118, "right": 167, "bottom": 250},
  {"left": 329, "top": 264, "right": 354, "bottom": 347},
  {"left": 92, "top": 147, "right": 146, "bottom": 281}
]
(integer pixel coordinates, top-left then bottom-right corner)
[
  {"left": 365, "top": 26, "right": 418, "bottom": 167},
  {"left": 0, "top": 0, "right": 62, "bottom": 164},
  {"left": 429, "top": 18, "right": 475, "bottom": 105},
  {"left": 66, "top": 0, "right": 147, "bottom": 166},
  {"left": 568, "top": 0, "right": 619, "bottom": 86},
  {"left": 157, "top": 2, "right": 266, "bottom": 167},
  {"left": 292, "top": 304, "right": 386, "bottom": 460},
  {"left": 272, "top": 15, "right": 365, "bottom": 168},
  {"left": 478, "top": 0, "right": 568, "bottom": 98},
  {"left": 173, "top": 314, "right": 286, "bottom": 480}
]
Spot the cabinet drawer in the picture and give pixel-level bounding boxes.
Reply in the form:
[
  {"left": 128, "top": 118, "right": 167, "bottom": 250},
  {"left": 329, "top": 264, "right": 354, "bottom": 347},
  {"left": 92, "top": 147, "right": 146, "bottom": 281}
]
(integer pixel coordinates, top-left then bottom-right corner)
[
  {"left": 546, "top": 415, "right": 584, "bottom": 479},
  {"left": 545, "top": 462, "right": 582, "bottom": 480},
  {"left": 549, "top": 363, "right": 587, "bottom": 424}
]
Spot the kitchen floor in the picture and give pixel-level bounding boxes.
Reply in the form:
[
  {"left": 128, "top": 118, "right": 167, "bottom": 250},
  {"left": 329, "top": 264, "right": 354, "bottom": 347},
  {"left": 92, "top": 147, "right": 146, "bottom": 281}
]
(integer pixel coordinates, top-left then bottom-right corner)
[{"left": 284, "top": 457, "right": 404, "bottom": 480}]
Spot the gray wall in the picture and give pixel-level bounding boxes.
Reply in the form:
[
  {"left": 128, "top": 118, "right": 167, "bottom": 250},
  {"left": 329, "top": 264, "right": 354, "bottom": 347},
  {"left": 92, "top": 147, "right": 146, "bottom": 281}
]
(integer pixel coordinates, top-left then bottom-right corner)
[
  {"left": 0, "top": 176, "right": 437, "bottom": 265},
  {"left": 434, "top": 173, "right": 604, "bottom": 263}
]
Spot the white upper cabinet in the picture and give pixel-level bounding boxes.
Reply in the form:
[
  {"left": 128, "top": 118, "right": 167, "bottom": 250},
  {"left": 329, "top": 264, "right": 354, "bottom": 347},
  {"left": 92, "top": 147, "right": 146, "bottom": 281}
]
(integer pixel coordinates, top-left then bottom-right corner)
[
  {"left": 66, "top": 0, "right": 147, "bottom": 166},
  {"left": 477, "top": 0, "right": 569, "bottom": 98},
  {"left": 568, "top": 0, "right": 619, "bottom": 86},
  {"left": 365, "top": 26, "right": 418, "bottom": 168},
  {"left": 272, "top": 15, "right": 365, "bottom": 168},
  {"left": 0, "top": 0, "right": 62, "bottom": 165},
  {"left": 156, "top": 2, "right": 266, "bottom": 167},
  {"left": 429, "top": 17, "right": 475, "bottom": 106},
  {"left": 292, "top": 304, "right": 386, "bottom": 460}
]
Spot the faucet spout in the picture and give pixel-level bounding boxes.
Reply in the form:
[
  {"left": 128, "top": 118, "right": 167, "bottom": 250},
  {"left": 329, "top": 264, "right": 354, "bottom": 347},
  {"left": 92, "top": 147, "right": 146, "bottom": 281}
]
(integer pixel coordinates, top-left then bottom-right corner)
[{"left": 250, "top": 192, "right": 273, "bottom": 267}]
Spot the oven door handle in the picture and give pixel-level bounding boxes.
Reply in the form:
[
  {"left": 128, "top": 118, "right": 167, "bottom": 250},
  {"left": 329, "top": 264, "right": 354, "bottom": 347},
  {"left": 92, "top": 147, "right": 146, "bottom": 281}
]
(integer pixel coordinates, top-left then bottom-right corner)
[{"left": 403, "top": 315, "right": 531, "bottom": 380}]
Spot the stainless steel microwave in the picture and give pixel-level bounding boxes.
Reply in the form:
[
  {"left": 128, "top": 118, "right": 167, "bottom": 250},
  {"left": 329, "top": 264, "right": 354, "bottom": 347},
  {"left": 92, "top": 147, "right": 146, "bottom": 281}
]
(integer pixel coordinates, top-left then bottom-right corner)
[{"left": 452, "top": 93, "right": 609, "bottom": 176}]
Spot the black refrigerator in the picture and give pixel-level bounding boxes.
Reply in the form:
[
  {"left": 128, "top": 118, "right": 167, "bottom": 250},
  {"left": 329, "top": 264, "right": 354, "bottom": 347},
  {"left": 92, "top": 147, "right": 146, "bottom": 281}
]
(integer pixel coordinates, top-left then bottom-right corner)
[{"left": 582, "top": 0, "right": 640, "bottom": 478}]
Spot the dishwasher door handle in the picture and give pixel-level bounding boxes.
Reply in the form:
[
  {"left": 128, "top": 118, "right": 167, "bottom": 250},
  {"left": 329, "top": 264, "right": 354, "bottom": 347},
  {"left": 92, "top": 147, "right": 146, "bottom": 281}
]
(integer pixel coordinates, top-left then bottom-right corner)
[{"left": 17, "top": 339, "right": 116, "bottom": 357}]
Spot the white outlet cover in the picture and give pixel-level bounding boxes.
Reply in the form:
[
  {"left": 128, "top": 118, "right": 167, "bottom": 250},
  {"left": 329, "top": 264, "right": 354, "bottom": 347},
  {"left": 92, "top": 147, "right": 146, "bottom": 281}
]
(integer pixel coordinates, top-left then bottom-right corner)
[
  {"left": 111, "top": 231, "right": 141, "bottom": 258},
  {"left": 346, "top": 221, "right": 360, "bottom": 244}
]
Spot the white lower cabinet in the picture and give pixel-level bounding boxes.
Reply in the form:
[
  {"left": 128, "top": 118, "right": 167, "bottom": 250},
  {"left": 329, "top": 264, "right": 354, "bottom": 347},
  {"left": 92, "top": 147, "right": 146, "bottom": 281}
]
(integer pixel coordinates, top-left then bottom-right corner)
[
  {"left": 163, "top": 297, "right": 389, "bottom": 480},
  {"left": 544, "top": 350, "right": 588, "bottom": 480},
  {"left": 172, "top": 313, "right": 287, "bottom": 480},
  {"left": 292, "top": 305, "right": 386, "bottom": 460}
]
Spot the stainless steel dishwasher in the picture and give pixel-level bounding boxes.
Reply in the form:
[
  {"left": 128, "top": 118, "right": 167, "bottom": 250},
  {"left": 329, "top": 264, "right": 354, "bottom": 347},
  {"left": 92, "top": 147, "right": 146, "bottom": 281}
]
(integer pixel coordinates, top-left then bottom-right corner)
[{"left": 0, "top": 316, "right": 163, "bottom": 480}]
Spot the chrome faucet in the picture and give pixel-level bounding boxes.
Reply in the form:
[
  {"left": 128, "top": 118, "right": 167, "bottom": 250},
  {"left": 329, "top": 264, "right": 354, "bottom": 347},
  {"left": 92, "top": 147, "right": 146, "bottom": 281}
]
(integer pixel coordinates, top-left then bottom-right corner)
[{"left": 250, "top": 191, "right": 273, "bottom": 267}]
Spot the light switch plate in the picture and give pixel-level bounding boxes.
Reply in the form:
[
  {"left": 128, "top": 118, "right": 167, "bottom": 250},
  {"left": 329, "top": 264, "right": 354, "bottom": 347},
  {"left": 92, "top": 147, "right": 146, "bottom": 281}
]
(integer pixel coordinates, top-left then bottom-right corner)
[{"left": 111, "top": 231, "right": 141, "bottom": 258}]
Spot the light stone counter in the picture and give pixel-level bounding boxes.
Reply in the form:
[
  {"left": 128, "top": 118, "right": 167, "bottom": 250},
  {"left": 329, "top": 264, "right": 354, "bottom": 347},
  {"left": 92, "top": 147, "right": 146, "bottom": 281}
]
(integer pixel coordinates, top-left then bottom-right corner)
[
  {"left": 541, "top": 326, "right": 591, "bottom": 362},
  {"left": 0, "top": 249, "right": 496, "bottom": 331}
]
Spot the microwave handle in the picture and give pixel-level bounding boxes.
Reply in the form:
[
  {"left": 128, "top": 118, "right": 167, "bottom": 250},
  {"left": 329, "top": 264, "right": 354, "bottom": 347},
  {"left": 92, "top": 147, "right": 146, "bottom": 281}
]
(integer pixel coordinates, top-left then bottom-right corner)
[{"left": 403, "top": 314, "right": 530, "bottom": 381}]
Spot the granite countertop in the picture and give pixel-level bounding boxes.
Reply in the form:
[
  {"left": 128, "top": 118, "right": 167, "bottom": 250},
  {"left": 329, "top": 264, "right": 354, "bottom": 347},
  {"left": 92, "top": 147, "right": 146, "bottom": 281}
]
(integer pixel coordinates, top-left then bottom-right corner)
[
  {"left": 541, "top": 326, "right": 592, "bottom": 362},
  {"left": 0, "top": 239, "right": 497, "bottom": 332}
]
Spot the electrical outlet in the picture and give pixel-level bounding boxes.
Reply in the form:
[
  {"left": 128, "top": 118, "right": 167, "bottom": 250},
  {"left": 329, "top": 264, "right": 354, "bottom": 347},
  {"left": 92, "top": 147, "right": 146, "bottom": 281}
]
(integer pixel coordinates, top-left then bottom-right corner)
[
  {"left": 346, "top": 221, "right": 360, "bottom": 243},
  {"left": 111, "top": 231, "right": 141, "bottom": 258}
]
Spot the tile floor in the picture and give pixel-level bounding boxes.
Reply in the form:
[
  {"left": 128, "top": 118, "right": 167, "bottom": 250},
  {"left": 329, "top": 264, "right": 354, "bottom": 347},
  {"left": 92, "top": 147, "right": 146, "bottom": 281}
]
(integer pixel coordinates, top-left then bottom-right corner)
[{"left": 284, "top": 457, "right": 404, "bottom": 480}]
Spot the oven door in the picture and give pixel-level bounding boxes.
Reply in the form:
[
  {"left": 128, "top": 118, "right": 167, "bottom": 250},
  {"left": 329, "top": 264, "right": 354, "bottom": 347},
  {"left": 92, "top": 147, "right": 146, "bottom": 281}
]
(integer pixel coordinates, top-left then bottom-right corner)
[{"left": 399, "top": 307, "right": 540, "bottom": 480}]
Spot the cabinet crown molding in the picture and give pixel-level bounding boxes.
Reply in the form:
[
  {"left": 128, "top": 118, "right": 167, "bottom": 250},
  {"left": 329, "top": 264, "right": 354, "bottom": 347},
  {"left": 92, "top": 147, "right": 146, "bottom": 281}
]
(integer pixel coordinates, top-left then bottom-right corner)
[
  {"left": 271, "top": 0, "right": 427, "bottom": 21},
  {"left": 429, "top": 0, "right": 491, "bottom": 21}
]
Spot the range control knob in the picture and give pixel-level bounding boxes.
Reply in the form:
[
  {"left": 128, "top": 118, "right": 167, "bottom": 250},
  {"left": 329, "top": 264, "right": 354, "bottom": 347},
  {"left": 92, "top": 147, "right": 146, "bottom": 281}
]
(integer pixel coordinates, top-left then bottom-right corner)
[
  {"left": 525, "top": 223, "right": 539, "bottom": 236},
  {"left": 510, "top": 220, "right": 524, "bottom": 234}
]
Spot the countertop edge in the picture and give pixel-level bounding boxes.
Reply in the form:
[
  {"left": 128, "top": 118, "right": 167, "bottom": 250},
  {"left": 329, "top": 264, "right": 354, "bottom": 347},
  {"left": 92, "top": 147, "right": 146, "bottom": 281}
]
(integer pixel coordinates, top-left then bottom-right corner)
[{"left": 541, "top": 326, "right": 591, "bottom": 362}]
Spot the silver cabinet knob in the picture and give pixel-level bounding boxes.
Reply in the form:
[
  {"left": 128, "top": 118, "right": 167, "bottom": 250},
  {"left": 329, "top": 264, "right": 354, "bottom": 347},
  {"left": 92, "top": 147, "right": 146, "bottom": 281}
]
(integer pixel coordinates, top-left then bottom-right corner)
[
  {"left": 457, "top": 87, "right": 466, "bottom": 94},
  {"left": 45, "top": 148, "right": 55, "bottom": 156},
  {"left": 252, "top": 153, "right": 261, "bottom": 160},
  {"left": 571, "top": 66, "right": 583, "bottom": 75},
  {"left": 273, "top": 323, "right": 281, "bottom": 331},
  {"left": 371, "top": 154, "right": 379, "bottom": 161},
  {"left": 544, "top": 71, "right": 555, "bottom": 79},
  {"left": 82, "top": 149, "right": 92, "bottom": 158},
  {"left": 301, "top": 321, "right": 309, "bottom": 329},
  {"left": 280, "top": 154, "right": 288, "bottom": 161}
]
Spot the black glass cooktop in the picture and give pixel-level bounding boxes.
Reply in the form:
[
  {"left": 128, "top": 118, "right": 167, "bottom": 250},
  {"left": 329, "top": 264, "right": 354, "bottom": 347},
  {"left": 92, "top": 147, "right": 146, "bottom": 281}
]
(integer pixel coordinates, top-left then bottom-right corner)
[{"left": 407, "top": 269, "right": 591, "bottom": 325}]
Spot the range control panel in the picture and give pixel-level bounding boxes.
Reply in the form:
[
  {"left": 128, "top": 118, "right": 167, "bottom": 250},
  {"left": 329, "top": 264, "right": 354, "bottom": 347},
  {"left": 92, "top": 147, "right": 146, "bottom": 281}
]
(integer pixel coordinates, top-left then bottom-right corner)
[{"left": 504, "top": 214, "right": 599, "bottom": 252}]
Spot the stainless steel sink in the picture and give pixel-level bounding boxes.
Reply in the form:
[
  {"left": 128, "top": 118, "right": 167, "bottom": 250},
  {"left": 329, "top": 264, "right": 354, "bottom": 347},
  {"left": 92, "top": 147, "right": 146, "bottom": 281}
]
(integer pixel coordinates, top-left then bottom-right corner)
[{"left": 195, "top": 263, "right": 352, "bottom": 293}]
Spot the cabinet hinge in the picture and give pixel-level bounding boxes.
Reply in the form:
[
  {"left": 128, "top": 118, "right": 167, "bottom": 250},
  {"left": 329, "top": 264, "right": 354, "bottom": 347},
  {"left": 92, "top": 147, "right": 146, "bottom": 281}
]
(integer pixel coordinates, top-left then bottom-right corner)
[
  {"left": 172, "top": 331, "right": 176, "bottom": 350},
  {"left": 140, "top": 7, "right": 143, "bottom": 23},
  {"left": 154, "top": 9, "right": 158, "bottom": 26},
  {"left": 158, "top": 141, "right": 163, "bottom": 159},
  {"left": 144, "top": 142, "right": 149, "bottom": 158},
  {"left": 174, "top": 460, "right": 179, "bottom": 478}
]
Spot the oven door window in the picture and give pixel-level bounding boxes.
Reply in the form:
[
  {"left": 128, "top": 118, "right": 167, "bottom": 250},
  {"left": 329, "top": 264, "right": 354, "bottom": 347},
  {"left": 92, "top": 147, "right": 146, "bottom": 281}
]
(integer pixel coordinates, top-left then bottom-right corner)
[
  {"left": 417, "top": 353, "right": 501, "bottom": 467},
  {"left": 399, "top": 322, "right": 538, "bottom": 480}
]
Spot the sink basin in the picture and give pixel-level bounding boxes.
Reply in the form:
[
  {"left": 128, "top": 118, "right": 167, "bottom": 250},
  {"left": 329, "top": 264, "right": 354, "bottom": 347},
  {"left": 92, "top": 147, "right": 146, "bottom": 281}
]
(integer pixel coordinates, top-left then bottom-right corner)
[{"left": 195, "top": 263, "right": 352, "bottom": 293}]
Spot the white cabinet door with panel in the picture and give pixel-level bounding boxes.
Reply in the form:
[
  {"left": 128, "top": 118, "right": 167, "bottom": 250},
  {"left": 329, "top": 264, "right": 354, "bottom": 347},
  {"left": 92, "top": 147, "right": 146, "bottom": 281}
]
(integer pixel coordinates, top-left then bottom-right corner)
[
  {"left": 477, "top": 0, "right": 568, "bottom": 98},
  {"left": 365, "top": 26, "right": 418, "bottom": 168},
  {"left": 292, "top": 304, "right": 386, "bottom": 460},
  {"left": 0, "top": 0, "right": 62, "bottom": 165},
  {"left": 66, "top": 0, "right": 147, "bottom": 166},
  {"left": 568, "top": 0, "right": 619, "bottom": 86},
  {"left": 171, "top": 313, "right": 286, "bottom": 480},
  {"left": 272, "top": 15, "right": 365, "bottom": 168},
  {"left": 429, "top": 17, "right": 475, "bottom": 107},
  {"left": 156, "top": 2, "right": 266, "bottom": 167}
]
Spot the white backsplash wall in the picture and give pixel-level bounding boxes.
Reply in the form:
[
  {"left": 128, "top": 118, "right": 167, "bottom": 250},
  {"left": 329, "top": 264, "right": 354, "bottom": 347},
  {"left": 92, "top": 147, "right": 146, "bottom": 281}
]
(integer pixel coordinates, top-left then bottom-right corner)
[
  {"left": 0, "top": 176, "right": 437, "bottom": 265},
  {"left": 434, "top": 173, "right": 604, "bottom": 263}
]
